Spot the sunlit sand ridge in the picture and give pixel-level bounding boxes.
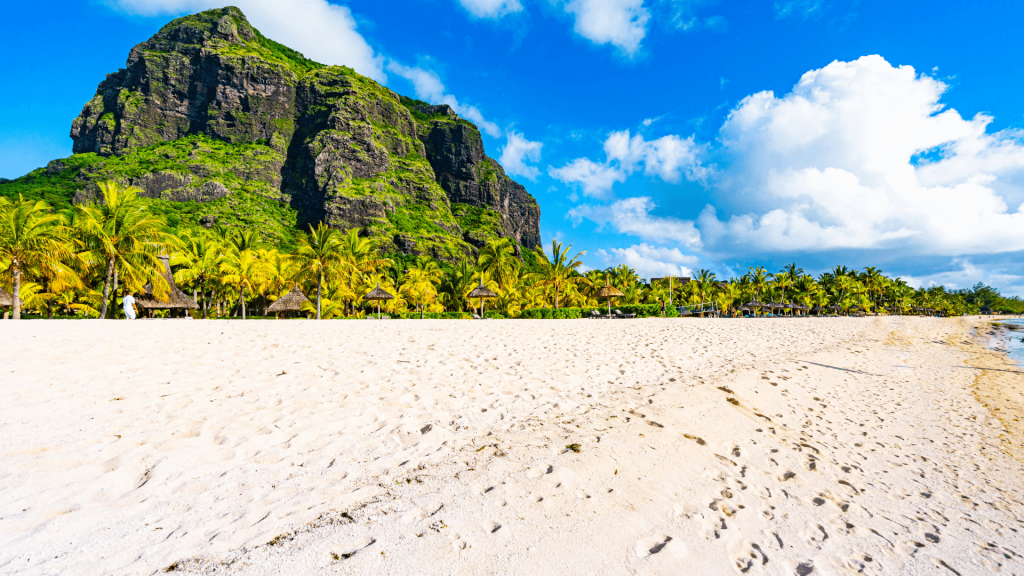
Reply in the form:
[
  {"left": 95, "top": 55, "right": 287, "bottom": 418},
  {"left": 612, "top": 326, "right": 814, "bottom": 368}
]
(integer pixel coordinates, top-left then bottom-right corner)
[{"left": 1, "top": 317, "right": 1022, "bottom": 575}]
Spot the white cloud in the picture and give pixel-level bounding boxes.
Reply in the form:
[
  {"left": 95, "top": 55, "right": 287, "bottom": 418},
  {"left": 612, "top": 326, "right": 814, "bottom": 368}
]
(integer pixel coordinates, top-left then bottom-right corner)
[
  {"left": 386, "top": 62, "right": 502, "bottom": 137},
  {"left": 562, "top": 55, "right": 1024, "bottom": 260},
  {"left": 457, "top": 0, "right": 523, "bottom": 18},
  {"left": 774, "top": 0, "right": 822, "bottom": 19},
  {"left": 550, "top": 158, "right": 626, "bottom": 198},
  {"left": 596, "top": 243, "right": 697, "bottom": 278},
  {"left": 551, "top": 129, "right": 707, "bottom": 198},
  {"left": 568, "top": 197, "right": 702, "bottom": 248},
  {"left": 898, "top": 259, "right": 1024, "bottom": 293},
  {"left": 703, "top": 55, "right": 1024, "bottom": 256},
  {"left": 604, "top": 130, "right": 709, "bottom": 182},
  {"left": 109, "top": 0, "right": 385, "bottom": 81},
  {"left": 563, "top": 0, "right": 650, "bottom": 56},
  {"left": 499, "top": 132, "right": 543, "bottom": 180}
]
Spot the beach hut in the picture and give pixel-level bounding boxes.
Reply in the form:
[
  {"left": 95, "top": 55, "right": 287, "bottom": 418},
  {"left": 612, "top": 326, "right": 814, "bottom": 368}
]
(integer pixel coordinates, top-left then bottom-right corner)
[
  {"left": 267, "top": 285, "right": 310, "bottom": 318},
  {"left": 363, "top": 283, "right": 394, "bottom": 319},
  {"left": 596, "top": 280, "right": 624, "bottom": 318},
  {"left": 467, "top": 279, "right": 498, "bottom": 318},
  {"left": 134, "top": 255, "right": 199, "bottom": 318},
  {"left": 0, "top": 288, "right": 23, "bottom": 319}
]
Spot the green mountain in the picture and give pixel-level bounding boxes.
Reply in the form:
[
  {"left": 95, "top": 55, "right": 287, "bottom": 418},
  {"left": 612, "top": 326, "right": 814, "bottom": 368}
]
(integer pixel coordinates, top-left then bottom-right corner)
[{"left": 0, "top": 6, "right": 541, "bottom": 259}]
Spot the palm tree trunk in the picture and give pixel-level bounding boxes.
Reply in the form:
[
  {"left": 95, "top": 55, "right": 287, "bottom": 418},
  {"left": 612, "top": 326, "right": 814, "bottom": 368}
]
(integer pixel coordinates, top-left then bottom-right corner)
[
  {"left": 99, "top": 257, "right": 115, "bottom": 319},
  {"left": 554, "top": 285, "right": 560, "bottom": 309},
  {"left": 316, "top": 272, "right": 323, "bottom": 320},
  {"left": 240, "top": 286, "right": 246, "bottom": 320},
  {"left": 111, "top": 268, "right": 119, "bottom": 319},
  {"left": 12, "top": 268, "right": 21, "bottom": 320}
]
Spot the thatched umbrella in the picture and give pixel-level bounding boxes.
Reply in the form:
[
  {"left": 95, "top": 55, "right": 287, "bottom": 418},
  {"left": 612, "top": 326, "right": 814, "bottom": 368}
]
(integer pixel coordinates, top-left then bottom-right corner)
[
  {"left": 467, "top": 279, "right": 498, "bottom": 317},
  {"left": 596, "top": 280, "right": 624, "bottom": 318},
  {"left": 363, "top": 283, "right": 394, "bottom": 319},
  {"left": 268, "top": 285, "right": 310, "bottom": 318},
  {"left": 134, "top": 255, "right": 199, "bottom": 317}
]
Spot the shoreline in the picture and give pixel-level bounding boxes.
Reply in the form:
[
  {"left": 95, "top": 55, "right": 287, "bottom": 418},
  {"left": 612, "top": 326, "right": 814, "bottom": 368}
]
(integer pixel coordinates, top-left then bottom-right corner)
[
  {"left": 970, "top": 317, "right": 1024, "bottom": 465},
  {"left": 2, "top": 317, "right": 1023, "bottom": 575}
]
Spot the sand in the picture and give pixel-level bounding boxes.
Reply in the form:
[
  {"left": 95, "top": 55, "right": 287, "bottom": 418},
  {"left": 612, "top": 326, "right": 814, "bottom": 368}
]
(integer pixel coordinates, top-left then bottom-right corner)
[{"left": 1, "top": 316, "right": 1023, "bottom": 575}]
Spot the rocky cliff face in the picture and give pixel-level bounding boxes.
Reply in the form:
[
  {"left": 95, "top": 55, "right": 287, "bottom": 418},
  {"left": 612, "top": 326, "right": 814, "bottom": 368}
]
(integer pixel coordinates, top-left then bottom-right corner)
[{"left": 57, "top": 6, "right": 540, "bottom": 258}]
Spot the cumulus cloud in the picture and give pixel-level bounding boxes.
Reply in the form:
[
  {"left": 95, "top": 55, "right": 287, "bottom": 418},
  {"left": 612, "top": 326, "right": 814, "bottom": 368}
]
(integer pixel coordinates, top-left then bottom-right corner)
[
  {"left": 564, "top": 55, "right": 1024, "bottom": 261},
  {"left": 108, "top": 0, "right": 385, "bottom": 81},
  {"left": 499, "top": 132, "right": 543, "bottom": 180},
  {"left": 457, "top": 0, "right": 523, "bottom": 18},
  {"left": 703, "top": 55, "right": 1024, "bottom": 256},
  {"left": 550, "top": 158, "right": 626, "bottom": 198},
  {"left": 386, "top": 62, "right": 502, "bottom": 137},
  {"left": 551, "top": 130, "right": 706, "bottom": 198},
  {"left": 596, "top": 243, "right": 697, "bottom": 278},
  {"left": 563, "top": 0, "right": 651, "bottom": 56},
  {"left": 568, "top": 197, "right": 702, "bottom": 247}
]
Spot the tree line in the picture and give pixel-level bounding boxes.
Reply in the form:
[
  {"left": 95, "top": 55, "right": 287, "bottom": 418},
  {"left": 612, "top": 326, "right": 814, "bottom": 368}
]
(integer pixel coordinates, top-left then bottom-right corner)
[{"left": 2, "top": 182, "right": 1021, "bottom": 319}]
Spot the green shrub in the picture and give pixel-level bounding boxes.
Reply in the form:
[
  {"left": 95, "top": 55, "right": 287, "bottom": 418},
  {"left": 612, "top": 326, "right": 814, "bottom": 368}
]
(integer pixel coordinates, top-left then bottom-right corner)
[
  {"left": 484, "top": 310, "right": 506, "bottom": 319},
  {"left": 398, "top": 311, "right": 471, "bottom": 319},
  {"left": 552, "top": 307, "right": 582, "bottom": 319}
]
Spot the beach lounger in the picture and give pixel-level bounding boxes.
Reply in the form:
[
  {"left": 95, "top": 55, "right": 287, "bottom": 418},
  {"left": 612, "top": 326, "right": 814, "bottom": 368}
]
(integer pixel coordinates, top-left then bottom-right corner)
[{"left": 614, "top": 309, "right": 637, "bottom": 319}]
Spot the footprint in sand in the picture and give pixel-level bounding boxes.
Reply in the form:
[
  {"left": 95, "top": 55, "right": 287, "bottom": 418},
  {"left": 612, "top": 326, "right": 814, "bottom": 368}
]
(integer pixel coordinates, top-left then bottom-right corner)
[{"left": 635, "top": 534, "right": 672, "bottom": 558}]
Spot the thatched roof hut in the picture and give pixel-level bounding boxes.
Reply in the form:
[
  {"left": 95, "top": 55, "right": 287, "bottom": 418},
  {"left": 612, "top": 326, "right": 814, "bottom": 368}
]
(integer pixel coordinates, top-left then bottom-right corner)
[
  {"left": 268, "top": 285, "right": 310, "bottom": 314},
  {"left": 0, "top": 288, "right": 22, "bottom": 308},
  {"left": 363, "top": 283, "right": 394, "bottom": 301},
  {"left": 468, "top": 282, "right": 498, "bottom": 300},
  {"left": 134, "top": 255, "right": 199, "bottom": 312},
  {"left": 596, "top": 283, "right": 624, "bottom": 298}
]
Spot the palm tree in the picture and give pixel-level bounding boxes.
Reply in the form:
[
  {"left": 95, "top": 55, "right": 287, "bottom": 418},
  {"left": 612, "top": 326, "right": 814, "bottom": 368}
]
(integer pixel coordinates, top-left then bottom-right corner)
[
  {"left": 73, "top": 181, "right": 173, "bottom": 318},
  {"left": 339, "top": 228, "right": 387, "bottom": 315},
  {"left": 292, "top": 223, "right": 350, "bottom": 320},
  {"left": 478, "top": 238, "right": 519, "bottom": 292},
  {"left": 219, "top": 246, "right": 267, "bottom": 319},
  {"left": 0, "top": 196, "right": 72, "bottom": 319},
  {"left": 694, "top": 269, "right": 717, "bottom": 317},
  {"left": 533, "top": 240, "right": 588, "bottom": 309},
  {"left": 259, "top": 248, "right": 295, "bottom": 315},
  {"left": 745, "top": 266, "right": 770, "bottom": 303},
  {"left": 439, "top": 260, "right": 476, "bottom": 312},
  {"left": 172, "top": 231, "right": 222, "bottom": 318},
  {"left": 403, "top": 256, "right": 444, "bottom": 318},
  {"left": 772, "top": 271, "right": 794, "bottom": 314}
]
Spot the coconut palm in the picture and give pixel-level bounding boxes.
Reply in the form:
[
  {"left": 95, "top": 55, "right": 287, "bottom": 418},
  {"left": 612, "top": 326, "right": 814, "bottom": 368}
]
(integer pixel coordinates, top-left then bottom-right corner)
[
  {"left": 694, "top": 269, "right": 718, "bottom": 317},
  {"left": 403, "top": 257, "right": 443, "bottom": 318},
  {"left": 219, "top": 246, "right": 268, "bottom": 319},
  {"left": 533, "top": 240, "right": 588, "bottom": 309},
  {"left": 745, "top": 266, "right": 770, "bottom": 303},
  {"left": 0, "top": 196, "right": 74, "bottom": 319},
  {"left": 438, "top": 260, "right": 476, "bottom": 312},
  {"left": 73, "top": 181, "right": 174, "bottom": 318},
  {"left": 172, "top": 231, "right": 222, "bottom": 318},
  {"left": 292, "top": 223, "right": 351, "bottom": 319},
  {"left": 477, "top": 238, "right": 519, "bottom": 292}
]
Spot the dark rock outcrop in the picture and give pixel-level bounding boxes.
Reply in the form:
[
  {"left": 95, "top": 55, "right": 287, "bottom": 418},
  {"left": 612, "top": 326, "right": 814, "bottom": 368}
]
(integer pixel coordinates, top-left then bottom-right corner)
[{"left": 63, "top": 6, "right": 540, "bottom": 256}]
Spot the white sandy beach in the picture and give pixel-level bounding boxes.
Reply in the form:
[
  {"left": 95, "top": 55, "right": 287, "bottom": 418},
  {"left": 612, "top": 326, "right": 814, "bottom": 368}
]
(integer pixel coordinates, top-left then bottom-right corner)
[{"left": 1, "top": 317, "right": 1023, "bottom": 575}]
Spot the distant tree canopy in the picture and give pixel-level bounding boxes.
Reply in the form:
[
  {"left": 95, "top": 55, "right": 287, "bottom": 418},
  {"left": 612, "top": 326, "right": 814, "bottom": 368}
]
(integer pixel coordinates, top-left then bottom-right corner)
[{"left": 2, "top": 181, "right": 1021, "bottom": 319}]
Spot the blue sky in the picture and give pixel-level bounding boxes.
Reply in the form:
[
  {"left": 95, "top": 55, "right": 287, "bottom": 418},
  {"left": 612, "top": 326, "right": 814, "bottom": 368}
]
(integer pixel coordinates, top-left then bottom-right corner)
[{"left": 3, "top": 0, "right": 1024, "bottom": 294}]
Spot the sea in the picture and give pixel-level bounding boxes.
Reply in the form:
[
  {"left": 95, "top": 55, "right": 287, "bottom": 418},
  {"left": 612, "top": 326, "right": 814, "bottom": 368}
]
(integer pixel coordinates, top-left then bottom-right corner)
[{"left": 995, "top": 318, "right": 1024, "bottom": 367}]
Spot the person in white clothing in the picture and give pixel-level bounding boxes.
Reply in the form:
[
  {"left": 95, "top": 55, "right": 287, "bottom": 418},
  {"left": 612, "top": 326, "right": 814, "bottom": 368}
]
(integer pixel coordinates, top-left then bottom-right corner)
[{"left": 122, "top": 291, "right": 137, "bottom": 320}]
